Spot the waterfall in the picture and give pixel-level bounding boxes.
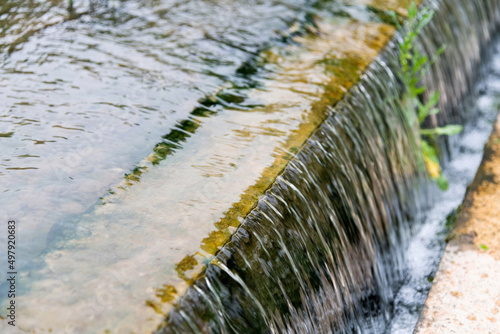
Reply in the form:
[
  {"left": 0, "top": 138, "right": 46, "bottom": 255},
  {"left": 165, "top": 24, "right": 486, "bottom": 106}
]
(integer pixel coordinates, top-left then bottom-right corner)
[{"left": 160, "top": 0, "right": 500, "bottom": 333}]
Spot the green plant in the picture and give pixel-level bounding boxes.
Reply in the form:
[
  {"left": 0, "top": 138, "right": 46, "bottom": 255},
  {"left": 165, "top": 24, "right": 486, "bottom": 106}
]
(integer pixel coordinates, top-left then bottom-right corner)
[
  {"left": 479, "top": 244, "right": 489, "bottom": 251},
  {"left": 390, "top": 1, "right": 462, "bottom": 190}
]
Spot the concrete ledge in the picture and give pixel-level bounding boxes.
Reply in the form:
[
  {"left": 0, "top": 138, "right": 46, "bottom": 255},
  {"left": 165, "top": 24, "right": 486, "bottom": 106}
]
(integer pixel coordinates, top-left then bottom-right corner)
[{"left": 414, "top": 114, "right": 500, "bottom": 333}]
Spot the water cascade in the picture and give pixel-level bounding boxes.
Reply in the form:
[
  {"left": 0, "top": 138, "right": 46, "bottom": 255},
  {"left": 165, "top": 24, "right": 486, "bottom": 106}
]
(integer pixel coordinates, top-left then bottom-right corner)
[{"left": 161, "top": 0, "right": 500, "bottom": 333}]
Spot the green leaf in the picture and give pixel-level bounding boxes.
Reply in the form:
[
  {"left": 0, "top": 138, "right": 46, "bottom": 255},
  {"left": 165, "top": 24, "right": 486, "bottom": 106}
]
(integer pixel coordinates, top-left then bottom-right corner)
[
  {"left": 416, "top": 12, "right": 434, "bottom": 33},
  {"left": 429, "top": 91, "right": 440, "bottom": 105},
  {"left": 421, "top": 140, "right": 437, "bottom": 160},
  {"left": 388, "top": 10, "right": 402, "bottom": 30},
  {"left": 429, "top": 107, "right": 439, "bottom": 115},
  {"left": 397, "top": 1, "right": 451, "bottom": 192},
  {"left": 436, "top": 174, "right": 449, "bottom": 191},
  {"left": 418, "top": 92, "right": 440, "bottom": 123},
  {"left": 479, "top": 244, "right": 489, "bottom": 250},
  {"left": 413, "top": 86, "right": 426, "bottom": 95},
  {"left": 437, "top": 45, "right": 447, "bottom": 56},
  {"left": 434, "top": 124, "right": 463, "bottom": 135},
  {"left": 408, "top": 2, "right": 417, "bottom": 20},
  {"left": 420, "top": 124, "right": 463, "bottom": 136}
]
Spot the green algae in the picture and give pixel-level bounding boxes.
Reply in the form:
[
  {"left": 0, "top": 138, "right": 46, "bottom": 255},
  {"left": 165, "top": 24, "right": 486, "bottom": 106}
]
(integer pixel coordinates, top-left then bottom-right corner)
[{"left": 0, "top": 132, "right": 14, "bottom": 138}]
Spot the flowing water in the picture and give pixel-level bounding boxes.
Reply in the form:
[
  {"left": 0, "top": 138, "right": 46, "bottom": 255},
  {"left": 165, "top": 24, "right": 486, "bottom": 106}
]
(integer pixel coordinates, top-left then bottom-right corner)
[
  {"left": 0, "top": 0, "right": 499, "bottom": 333},
  {"left": 160, "top": 0, "right": 500, "bottom": 333}
]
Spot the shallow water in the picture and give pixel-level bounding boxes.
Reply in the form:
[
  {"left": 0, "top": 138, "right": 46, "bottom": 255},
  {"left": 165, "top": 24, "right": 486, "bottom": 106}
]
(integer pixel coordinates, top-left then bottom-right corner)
[{"left": 0, "top": 0, "right": 313, "bottom": 261}]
